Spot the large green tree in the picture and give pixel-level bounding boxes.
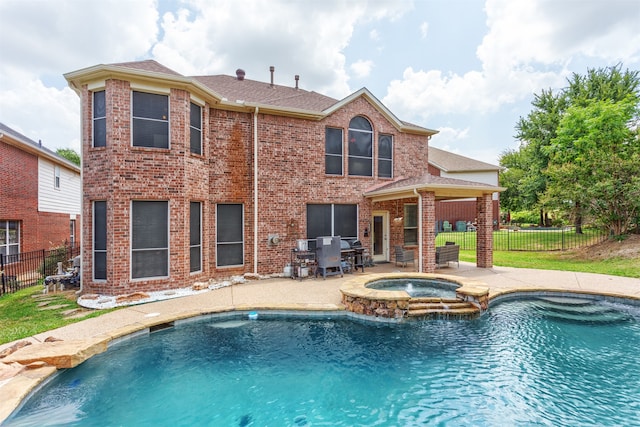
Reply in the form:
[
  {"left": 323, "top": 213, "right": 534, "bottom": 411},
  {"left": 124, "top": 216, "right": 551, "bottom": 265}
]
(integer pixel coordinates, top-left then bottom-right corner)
[
  {"left": 501, "top": 65, "right": 640, "bottom": 235},
  {"left": 545, "top": 97, "right": 640, "bottom": 235}
]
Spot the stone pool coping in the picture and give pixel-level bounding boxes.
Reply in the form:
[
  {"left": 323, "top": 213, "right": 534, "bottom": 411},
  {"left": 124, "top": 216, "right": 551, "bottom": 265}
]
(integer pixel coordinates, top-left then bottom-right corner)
[{"left": 2, "top": 263, "right": 639, "bottom": 423}]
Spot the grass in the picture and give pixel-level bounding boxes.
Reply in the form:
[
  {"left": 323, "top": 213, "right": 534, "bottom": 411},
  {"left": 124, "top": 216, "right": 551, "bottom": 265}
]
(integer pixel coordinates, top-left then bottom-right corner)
[
  {"left": 0, "top": 286, "right": 113, "bottom": 345},
  {"left": 459, "top": 250, "right": 640, "bottom": 278},
  {"left": 437, "top": 228, "right": 606, "bottom": 251}
]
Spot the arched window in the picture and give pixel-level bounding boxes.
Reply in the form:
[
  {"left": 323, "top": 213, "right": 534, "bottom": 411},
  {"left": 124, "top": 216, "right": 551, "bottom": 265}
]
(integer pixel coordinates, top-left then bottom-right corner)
[{"left": 348, "top": 116, "right": 373, "bottom": 177}]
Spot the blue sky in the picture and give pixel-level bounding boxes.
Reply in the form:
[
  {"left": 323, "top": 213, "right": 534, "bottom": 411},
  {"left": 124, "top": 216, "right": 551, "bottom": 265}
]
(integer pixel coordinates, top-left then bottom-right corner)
[{"left": 1, "top": 0, "right": 638, "bottom": 165}]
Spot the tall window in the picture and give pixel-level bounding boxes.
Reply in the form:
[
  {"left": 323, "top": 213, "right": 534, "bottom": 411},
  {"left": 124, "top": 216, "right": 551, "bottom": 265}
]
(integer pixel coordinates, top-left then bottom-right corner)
[
  {"left": 0, "top": 220, "right": 19, "bottom": 257},
  {"left": 404, "top": 204, "right": 418, "bottom": 245},
  {"left": 190, "top": 202, "right": 202, "bottom": 273},
  {"left": 132, "top": 91, "right": 169, "bottom": 148},
  {"left": 325, "top": 127, "right": 343, "bottom": 175},
  {"left": 54, "top": 166, "right": 61, "bottom": 189},
  {"left": 93, "top": 90, "right": 106, "bottom": 147},
  {"left": 348, "top": 116, "right": 373, "bottom": 177},
  {"left": 378, "top": 134, "right": 393, "bottom": 178},
  {"left": 190, "top": 103, "right": 202, "bottom": 155},
  {"left": 70, "top": 219, "right": 76, "bottom": 247},
  {"left": 131, "top": 201, "right": 169, "bottom": 278},
  {"left": 216, "top": 204, "right": 243, "bottom": 267},
  {"left": 306, "top": 204, "right": 358, "bottom": 241},
  {"left": 93, "top": 202, "right": 107, "bottom": 280}
]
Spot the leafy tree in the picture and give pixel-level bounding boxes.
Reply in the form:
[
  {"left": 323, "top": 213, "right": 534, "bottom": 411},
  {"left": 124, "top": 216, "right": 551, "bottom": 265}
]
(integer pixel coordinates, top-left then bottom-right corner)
[
  {"left": 503, "top": 64, "right": 640, "bottom": 235},
  {"left": 56, "top": 148, "right": 80, "bottom": 166},
  {"left": 545, "top": 97, "right": 640, "bottom": 235}
]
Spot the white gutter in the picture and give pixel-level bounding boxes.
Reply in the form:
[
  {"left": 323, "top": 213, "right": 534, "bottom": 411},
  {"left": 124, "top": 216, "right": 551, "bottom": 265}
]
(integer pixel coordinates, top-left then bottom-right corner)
[
  {"left": 253, "top": 107, "right": 259, "bottom": 274},
  {"left": 414, "top": 189, "right": 423, "bottom": 272}
]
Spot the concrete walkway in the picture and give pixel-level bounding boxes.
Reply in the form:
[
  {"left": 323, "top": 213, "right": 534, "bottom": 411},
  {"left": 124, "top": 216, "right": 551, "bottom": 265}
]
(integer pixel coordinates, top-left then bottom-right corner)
[{"left": 1, "top": 262, "right": 639, "bottom": 422}]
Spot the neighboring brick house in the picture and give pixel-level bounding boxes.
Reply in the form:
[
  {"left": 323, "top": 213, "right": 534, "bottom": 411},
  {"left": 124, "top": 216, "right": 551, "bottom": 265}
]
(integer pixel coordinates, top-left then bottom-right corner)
[
  {"left": 428, "top": 146, "right": 503, "bottom": 231},
  {"left": 64, "top": 60, "right": 503, "bottom": 295},
  {"left": 0, "top": 122, "right": 81, "bottom": 256}
]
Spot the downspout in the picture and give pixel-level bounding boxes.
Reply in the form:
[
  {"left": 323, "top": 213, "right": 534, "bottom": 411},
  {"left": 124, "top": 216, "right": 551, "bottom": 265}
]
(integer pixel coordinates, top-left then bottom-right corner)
[
  {"left": 253, "top": 107, "right": 259, "bottom": 274},
  {"left": 414, "top": 189, "right": 423, "bottom": 272}
]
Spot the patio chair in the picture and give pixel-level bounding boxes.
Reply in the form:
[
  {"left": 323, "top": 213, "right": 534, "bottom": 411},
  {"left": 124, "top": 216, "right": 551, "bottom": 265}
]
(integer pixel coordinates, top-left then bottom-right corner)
[
  {"left": 395, "top": 246, "right": 415, "bottom": 267},
  {"left": 442, "top": 221, "right": 452, "bottom": 232}
]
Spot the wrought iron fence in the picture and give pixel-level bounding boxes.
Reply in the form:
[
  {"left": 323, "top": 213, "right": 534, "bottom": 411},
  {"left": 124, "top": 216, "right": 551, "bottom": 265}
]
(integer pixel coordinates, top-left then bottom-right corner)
[
  {"left": 435, "top": 226, "right": 608, "bottom": 252},
  {"left": 0, "top": 245, "right": 80, "bottom": 297}
]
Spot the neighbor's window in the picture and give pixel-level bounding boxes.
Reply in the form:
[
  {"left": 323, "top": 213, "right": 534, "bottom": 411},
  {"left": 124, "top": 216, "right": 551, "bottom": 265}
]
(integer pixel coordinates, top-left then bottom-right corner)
[
  {"left": 93, "top": 90, "right": 106, "bottom": 147},
  {"left": 325, "top": 127, "right": 343, "bottom": 175},
  {"left": 93, "top": 201, "right": 107, "bottom": 280},
  {"left": 132, "top": 91, "right": 169, "bottom": 148},
  {"left": 131, "top": 201, "right": 169, "bottom": 278},
  {"left": 404, "top": 204, "right": 418, "bottom": 245},
  {"left": 190, "top": 103, "right": 202, "bottom": 155},
  {"left": 190, "top": 201, "right": 202, "bottom": 273},
  {"left": 378, "top": 134, "right": 393, "bottom": 178},
  {"left": 54, "top": 166, "right": 61, "bottom": 189},
  {"left": 348, "top": 116, "right": 373, "bottom": 177},
  {"left": 0, "top": 220, "right": 20, "bottom": 257},
  {"left": 306, "top": 204, "right": 358, "bottom": 242},
  {"left": 216, "top": 204, "right": 243, "bottom": 267},
  {"left": 70, "top": 219, "right": 76, "bottom": 247}
]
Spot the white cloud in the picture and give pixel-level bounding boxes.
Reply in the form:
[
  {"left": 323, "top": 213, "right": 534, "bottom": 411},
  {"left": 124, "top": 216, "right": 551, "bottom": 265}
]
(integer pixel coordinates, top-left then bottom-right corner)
[
  {"left": 384, "top": 0, "right": 640, "bottom": 123},
  {"left": 351, "top": 60, "right": 374, "bottom": 79},
  {"left": 369, "top": 29, "right": 380, "bottom": 41},
  {"left": 420, "top": 22, "right": 429, "bottom": 39}
]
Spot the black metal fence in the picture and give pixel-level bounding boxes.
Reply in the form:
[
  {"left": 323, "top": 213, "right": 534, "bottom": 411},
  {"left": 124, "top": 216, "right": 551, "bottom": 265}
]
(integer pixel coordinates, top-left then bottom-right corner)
[
  {"left": 0, "top": 245, "right": 80, "bottom": 297},
  {"left": 435, "top": 226, "right": 608, "bottom": 252}
]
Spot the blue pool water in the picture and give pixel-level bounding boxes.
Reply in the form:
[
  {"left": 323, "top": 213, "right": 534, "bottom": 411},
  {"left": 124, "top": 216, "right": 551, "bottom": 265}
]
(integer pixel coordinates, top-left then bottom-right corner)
[
  {"left": 5, "top": 298, "right": 640, "bottom": 426},
  {"left": 366, "top": 278, "right": 459, "bottom": 298}
]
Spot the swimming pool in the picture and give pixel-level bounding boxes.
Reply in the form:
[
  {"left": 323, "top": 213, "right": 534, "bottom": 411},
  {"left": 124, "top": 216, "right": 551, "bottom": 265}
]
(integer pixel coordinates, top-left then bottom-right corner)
[{"left": 5, "top": 298, "right": 640, "bottom": 426}]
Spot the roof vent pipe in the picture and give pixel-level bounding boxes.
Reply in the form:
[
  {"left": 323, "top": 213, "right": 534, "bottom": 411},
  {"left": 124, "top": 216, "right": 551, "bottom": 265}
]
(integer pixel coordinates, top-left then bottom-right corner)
[
  {"left": 236, "top": 69, "right": 245, "bottom": 80},
  {"left": 270, "top": 66, "right": 274, "bottom": 87},
  {"left": 295, "top": 75, "right": 299, "bottom": 89}
]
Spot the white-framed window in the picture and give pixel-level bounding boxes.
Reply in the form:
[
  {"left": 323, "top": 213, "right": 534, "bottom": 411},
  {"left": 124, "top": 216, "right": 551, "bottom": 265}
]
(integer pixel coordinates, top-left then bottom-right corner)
[
  {"left": 93, "top": 201, "right": 107, "bottom": 280},
  {"left": 0, "top": 220, "right": 20, "bottom": 257},
  {"left": 54, "top": 165, "right": 61, "bottom": 189},
  {"left": 348, "top": 116, "right": 373, "bottom": 177},
  {"left": 190, "top": 103, "right": 202, "bottom": 155},
  {"left": 132, "top": 91, "right": 169, "bottom": 148},
  {"left": 216, "top": 204, "right": 243, "bottom": 267},
  {"left": 70, "top": 219, "right": 76, "bottom": 247},
  {"left": 93, "top": 90, "right": 106, "bottom": 147},
  {"left": 378, "top": 134, "right": 393, "bottom": 178},
  {"left": 131, "top": 201, "right": 169, "bottom": 278},
  {"left": 325, "top": 127, "right": 343, "bottom": 175},
  {"left": 404, "top": 204, "right": 418, "bottom": 245},
  {"left": 190, "top": 201, "right": 202, "bottom": 273}
]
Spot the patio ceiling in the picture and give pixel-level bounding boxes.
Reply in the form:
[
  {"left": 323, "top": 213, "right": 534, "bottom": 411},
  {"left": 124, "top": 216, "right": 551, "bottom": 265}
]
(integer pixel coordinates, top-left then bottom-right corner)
[{"left": 363, "top": 173, "right": 505, "bottom": 202}]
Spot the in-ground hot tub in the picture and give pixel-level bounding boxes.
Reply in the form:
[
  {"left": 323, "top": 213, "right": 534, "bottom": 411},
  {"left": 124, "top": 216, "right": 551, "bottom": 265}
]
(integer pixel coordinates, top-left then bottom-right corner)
[
  {"left": 366, "top": 277, "right": 460, "bottom": 298},
  {"left": 340, "top": 273, "right": 490, "bottom": 320}
]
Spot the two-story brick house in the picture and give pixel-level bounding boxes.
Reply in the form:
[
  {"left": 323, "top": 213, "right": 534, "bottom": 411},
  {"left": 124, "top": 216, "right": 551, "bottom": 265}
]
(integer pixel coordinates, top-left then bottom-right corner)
[
  {"left": 64, "top": 60, "right": 503, "bottom": 296},
  {"left": 0, "top": 122, "right": 81, "bottom": 256}
]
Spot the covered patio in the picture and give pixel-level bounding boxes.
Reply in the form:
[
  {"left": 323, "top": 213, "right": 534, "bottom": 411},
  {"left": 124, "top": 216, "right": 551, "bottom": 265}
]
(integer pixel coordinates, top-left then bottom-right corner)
[{"left": 364, "top": 173, "right": 505, "bottom": 272}]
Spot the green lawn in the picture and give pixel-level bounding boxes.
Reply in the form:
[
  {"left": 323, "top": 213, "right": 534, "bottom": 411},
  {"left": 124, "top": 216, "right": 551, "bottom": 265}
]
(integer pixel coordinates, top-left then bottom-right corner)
[
  {"left": 459, "top": 250, "right": 640, "bottom": 278},
  {"left": 0, "top": 287, "right": 112, "bottom": 345}
]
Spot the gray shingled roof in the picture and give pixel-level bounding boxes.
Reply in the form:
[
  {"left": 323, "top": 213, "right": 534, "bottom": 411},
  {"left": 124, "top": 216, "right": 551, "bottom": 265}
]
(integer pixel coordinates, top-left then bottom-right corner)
[
  {"left": 193, "top": 74, "right": 338, "bottom": 111},
  {"left": 0, "top": 122, "right": 80, "bottom": 171},
  {"left": 429, "top": 146, "right": 502, "bottom": 172}
]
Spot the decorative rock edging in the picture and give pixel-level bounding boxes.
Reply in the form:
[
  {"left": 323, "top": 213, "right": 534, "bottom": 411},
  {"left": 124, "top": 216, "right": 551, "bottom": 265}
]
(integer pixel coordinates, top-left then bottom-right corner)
[{"left": 340, "top": 272, "right": 490, "bottom": 320}]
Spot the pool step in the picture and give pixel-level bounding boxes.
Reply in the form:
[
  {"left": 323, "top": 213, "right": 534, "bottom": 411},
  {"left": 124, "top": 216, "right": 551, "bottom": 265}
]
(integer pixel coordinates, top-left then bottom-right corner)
[
  {"left": 407, "top": 300, "right": 479, "bottom": 319},
  {"left": 534, "top": 297, "right": 631, "bottom": 324}
]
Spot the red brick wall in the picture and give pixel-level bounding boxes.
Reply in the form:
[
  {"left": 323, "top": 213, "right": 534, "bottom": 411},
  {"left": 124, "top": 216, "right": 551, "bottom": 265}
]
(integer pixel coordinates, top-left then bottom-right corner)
[
  {"left": 80, "top": 80, "right": 433, "bottom": 294},
  {"left": 476, "top": 194, "right": 494, "bottom": 268},
  {"left": 0, "top": 141, "right": 74, "bottom": 253}
]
